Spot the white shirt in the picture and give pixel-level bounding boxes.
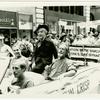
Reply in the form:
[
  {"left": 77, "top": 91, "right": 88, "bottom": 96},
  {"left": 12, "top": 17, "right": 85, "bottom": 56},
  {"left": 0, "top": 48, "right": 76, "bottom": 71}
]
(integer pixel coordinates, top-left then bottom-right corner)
[{"left": 0, "top": 44, "right": 15, "bottom": 57}]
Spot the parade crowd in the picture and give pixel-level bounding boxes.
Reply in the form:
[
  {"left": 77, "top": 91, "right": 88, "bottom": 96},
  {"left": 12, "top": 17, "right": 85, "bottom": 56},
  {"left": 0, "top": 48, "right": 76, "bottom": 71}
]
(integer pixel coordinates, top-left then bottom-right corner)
[{"left": 0, "top": 24, "right": 99, "bottom": 94}]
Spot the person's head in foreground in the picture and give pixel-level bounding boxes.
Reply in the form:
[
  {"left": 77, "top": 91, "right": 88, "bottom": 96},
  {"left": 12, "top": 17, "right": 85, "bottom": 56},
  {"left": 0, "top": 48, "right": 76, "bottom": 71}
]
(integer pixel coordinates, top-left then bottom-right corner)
[{"left": 12, "top": 61, "right": 26, "bottom": 79}]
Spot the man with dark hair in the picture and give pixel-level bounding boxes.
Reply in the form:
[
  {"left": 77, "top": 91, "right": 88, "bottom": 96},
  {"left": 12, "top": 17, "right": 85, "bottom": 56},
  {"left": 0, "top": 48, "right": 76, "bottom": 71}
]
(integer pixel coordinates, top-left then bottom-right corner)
[{"left": 32, "top": 24, "right": 58, "bottom": 74}]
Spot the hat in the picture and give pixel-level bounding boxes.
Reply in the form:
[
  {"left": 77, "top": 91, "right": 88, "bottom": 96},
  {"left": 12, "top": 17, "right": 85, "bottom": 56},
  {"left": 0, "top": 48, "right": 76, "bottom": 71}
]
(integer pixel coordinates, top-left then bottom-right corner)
[
  {"left": 34, "top": 24, "right": 49, "bottom": 35},
  {"left": 0, "top": 34, "right": 4, "bottom": 39},
  {"left": 59, "top": 33, "right": 66, "bottom": 40}
]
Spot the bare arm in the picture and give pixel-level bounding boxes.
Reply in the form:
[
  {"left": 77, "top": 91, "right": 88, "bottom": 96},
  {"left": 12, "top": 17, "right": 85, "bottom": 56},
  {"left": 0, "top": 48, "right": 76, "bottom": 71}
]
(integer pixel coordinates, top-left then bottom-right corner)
[
  {"left": 57, "top": 70, "right": 76, "bottom": 80},
  {"left": 25, "top": 81, "right": 34, "bottom": 88}
]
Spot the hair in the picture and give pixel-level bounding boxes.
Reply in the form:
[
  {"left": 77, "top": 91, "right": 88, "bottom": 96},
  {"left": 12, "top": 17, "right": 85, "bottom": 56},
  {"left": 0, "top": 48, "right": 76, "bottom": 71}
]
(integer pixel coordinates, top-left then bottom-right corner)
[
  {"left": 59, "top": 44, "right": 70, "bottom": 59},
  {"left": 20, "top": 63, "right": 27, "bottom": 70},
  {"left": 13, "top": 61, "right": 27, "bottom": 71}
]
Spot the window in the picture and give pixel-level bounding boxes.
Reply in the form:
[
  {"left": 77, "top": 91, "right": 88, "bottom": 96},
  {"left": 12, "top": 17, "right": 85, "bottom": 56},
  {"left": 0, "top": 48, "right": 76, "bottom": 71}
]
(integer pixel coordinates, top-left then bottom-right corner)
[
  {"left": 49, "top": 7, "right": 53, "bottom": 10},
  {"left": 60, "top": 6, "right": 64, "bottom": 12},
  {"left": 65, "top": 6, "right": 69, "bottom": 13},
  {"left": 60, "top": 6, "right": 69, "bottom": 13},
  {"left": 75, "top": 6, "right": 83, "bottom": 16},
  {"left": 70, "top": 6, "right": 74, "bottom": 14}
]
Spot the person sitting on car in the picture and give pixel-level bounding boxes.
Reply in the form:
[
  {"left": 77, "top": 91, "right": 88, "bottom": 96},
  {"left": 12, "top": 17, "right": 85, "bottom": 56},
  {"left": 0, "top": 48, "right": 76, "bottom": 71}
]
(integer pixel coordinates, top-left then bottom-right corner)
[{"left": 43, "top": 43, "right": 77, "bottom": 80}]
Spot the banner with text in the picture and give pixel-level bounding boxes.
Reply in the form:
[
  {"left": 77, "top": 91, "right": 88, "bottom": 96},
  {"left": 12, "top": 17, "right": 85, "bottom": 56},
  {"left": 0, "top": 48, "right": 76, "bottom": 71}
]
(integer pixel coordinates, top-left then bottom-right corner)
[{"left": 69, "top": 46, "right": 100, "bottom": 60}]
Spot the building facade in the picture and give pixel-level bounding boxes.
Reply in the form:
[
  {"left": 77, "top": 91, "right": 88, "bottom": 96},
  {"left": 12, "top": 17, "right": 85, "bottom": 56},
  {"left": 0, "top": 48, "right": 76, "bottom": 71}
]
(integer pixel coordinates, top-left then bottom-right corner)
[
  {"left": 44, "top": 6, "right": 87, "bottom": 36},
  {"left": 0, "top": 6, "right": 92, "bottom": 45},
  {"left": 0, "top": 10, "right": 17, "bottom": 46},
  {"left": 0, "top": 7, "right": 44, "bottom": 45}
]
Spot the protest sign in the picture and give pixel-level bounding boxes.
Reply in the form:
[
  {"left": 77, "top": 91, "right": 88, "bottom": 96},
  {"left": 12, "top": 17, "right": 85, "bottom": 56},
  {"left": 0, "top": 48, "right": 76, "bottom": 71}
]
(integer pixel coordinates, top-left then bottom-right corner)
[{"left": 69, "top": 46, "right": 100, "bottom": 60}]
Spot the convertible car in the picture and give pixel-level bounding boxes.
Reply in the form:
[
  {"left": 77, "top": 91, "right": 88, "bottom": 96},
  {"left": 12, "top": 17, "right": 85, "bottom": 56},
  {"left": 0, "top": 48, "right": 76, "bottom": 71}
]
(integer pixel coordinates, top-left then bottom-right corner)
[
  {"left": 19, "top": 62, "right": 100, "bottom": 95},
  {"left": 0, "top": 57, "right": 100, "bottom": 96}
]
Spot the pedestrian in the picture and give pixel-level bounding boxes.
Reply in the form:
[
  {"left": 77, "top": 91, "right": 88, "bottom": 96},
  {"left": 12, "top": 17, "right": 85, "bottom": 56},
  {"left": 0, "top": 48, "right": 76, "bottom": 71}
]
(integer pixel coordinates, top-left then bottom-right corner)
[
  {"left": 0, "top": 33, "right": 15, "bottom": 58},
  {"left": 31, "top": 24, "right": 58, "bottom": 74},
  {"left": 51, "top": 31, "right": 60, "bottom": 49}
]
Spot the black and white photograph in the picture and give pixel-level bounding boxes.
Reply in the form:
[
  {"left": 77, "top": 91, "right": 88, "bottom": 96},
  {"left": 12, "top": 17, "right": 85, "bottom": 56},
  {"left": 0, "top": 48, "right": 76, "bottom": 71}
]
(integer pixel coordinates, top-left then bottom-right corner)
[{"left": 0, "top": 1, "right": 100, "bottom": 98}]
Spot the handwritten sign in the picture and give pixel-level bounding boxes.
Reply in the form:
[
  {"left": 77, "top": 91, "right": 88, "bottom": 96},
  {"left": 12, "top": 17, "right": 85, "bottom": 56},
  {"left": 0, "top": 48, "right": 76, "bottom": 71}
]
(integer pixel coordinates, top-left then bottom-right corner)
[{"left": 69, "top": 46, "right": 100, "bottom": 60}]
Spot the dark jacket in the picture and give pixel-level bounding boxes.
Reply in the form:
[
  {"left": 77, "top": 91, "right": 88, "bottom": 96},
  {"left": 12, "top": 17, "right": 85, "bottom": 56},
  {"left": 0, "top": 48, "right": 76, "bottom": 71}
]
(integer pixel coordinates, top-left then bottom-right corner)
[{"left": 32, "top": 39, "right": 58, "bottom": 74}]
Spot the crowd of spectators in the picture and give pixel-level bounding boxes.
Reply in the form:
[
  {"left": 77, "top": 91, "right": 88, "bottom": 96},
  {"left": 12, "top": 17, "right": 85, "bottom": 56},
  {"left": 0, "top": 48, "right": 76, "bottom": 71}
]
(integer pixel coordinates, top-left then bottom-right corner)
[{"left": 72, "top": 28, "right": 100, "bottom": 46}]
